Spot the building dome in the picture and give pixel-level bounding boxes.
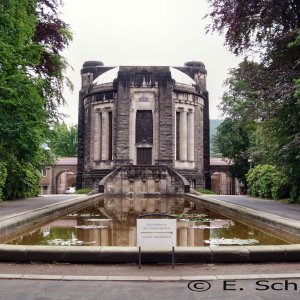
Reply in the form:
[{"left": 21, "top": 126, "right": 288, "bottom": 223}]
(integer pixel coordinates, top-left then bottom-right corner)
[
  {"left": 169, "top": 67, "right": 196, "bottom": 86},
  {"left": 83, "top": 61, "right": 104, "bottom": 68},
  {"left": 184, "top": 61, "right": 205, "bottom": 68},
  {"left": 93, "top": 66, "right": 195, "bottom": 87},
  {"left": 93, "top": 67, "right": 119, "bottom": 86}
]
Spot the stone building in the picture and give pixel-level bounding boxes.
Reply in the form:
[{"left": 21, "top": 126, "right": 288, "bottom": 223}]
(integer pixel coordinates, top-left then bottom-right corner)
[
  {"left": 77, "top": 61, "right": 210, "bottom": 190},
  {"left": 39, "top": 157, "right": 77, "bottom": 194}
]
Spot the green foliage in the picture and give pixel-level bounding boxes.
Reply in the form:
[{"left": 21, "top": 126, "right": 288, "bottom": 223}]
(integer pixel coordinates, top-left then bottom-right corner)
[
  {"left": 195, "top": 188, "right": 215, "bottom": 195},
  {"left": 207, "top": 1, "right": 300, "bottom": 202},
  {"left": 210, "top": 119, "right": 223, "bottom": 157},
  {"left": 206, "top": 0, "right": 300, "bottom": 56},
  {"left": 34, "top": 0, "right": 73, "bottom": 125},
  {"left": 48, "top": 123, "right": 77, "bottom": 157},
  {"left": 75, "top": 188, "right": 92, "bottom": 194},
  {"left": 0, "top": 162, "right": 7, "bottom": 201},
  {"left": 212, "top": 118, "right": 251, "bottom": 184},
  {"left": 246, "top": 165, "right": 288, "bottom": 200},
  {"left": 3, "top": 160, "right": 40, "bottom": 200},
  {"left": 0, "top": 0, "right": 71, "bottom": 200}
]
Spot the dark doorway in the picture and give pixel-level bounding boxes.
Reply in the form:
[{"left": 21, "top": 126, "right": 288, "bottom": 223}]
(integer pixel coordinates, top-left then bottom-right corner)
[
  {"left": 136, "top": 110, "right": 153, "bottom": 144},
  {"left": 137, "top": 148, "right": 152, "bottom": 165}
]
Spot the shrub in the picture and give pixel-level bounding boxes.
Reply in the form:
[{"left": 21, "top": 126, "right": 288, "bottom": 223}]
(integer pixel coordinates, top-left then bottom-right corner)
[
  {"left": 75, "top": 188, "right": 92, "bottom": 194},
  {"left": 3, "top": 160, "right": 40, "bottom": 200},
  {"left": 246, "top": 164, "right": 288, "bottom": 200},
  {"left": 196, "top": 188, "right": 215, "bottom": 194}
]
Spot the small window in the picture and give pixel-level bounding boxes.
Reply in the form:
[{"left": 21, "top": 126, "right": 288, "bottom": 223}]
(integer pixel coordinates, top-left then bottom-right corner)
[
  {"left": 42, "top": 168, "right": 47, "bottom": 177},
  {"left": 42, "top": 186, "right": 48, "bottom": 191}
]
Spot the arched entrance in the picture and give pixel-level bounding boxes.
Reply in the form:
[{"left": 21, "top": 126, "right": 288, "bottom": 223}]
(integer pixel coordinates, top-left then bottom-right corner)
[
  {"left": 211, "top": 171, "right": 233, "bottom": 195},
  {"left": 56, "top": 171, "right": 76, "bottom": 194}
]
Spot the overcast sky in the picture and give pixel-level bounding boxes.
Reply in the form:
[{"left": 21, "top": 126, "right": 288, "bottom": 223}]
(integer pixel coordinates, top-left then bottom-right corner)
[{"left": 60, "top": 0, "right": 242, "bottom": 125}]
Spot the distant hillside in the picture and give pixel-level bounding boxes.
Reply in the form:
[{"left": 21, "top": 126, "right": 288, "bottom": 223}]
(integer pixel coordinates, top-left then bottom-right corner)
[{"left": 210, "top": 119, "right": 223, "bottom": 157}]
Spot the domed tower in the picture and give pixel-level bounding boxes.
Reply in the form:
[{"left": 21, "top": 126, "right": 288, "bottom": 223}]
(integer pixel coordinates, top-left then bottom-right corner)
[
  {"left": 176, "top": 61, "right": 210, "bottom": 189},
  {"left": 76, "top": 61, "right": 210, "bottom": 190}
]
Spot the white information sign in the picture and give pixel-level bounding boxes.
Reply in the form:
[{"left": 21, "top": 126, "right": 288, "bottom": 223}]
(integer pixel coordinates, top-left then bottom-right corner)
[{"left": 137, "top": 219, "right": 177, "bottom": 247}]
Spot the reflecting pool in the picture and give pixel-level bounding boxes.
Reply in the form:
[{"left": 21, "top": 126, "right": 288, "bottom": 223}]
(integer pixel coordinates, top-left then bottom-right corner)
[{"left": 8, "top": 197, "right": 288, "bottom": 247}]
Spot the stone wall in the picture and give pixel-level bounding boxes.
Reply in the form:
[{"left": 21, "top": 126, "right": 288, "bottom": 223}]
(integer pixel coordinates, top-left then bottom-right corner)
[
  {"left": 113, "top": 70, "right": 131, "bottom": 166},
  {"left": 99, "top": 166, "right": 190, "bottom": 197}
]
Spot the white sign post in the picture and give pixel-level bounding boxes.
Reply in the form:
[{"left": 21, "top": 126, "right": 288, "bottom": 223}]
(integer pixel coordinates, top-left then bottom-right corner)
[{"left": 136, "top": 218, "right": 177, "bottom": 268}]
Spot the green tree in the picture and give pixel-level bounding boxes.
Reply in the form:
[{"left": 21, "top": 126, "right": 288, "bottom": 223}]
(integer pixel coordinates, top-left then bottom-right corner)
[
  {"left": 48, "top": 123, "right": 78, "bottom": 157},
  {"left": 212, "top": 118, "right": 251, "bottom": 185},
  {"left": 207, "top": 0, "right": 300, "bottom": 201},
  {"left": 0, "top": 0, "right": 71, "bottom": 200},
  {"left": 0, "top": 161, "right": 7, "bottom": 201},
  {"left": 34, "top": 0, "right": 73, "bottom": 125}
]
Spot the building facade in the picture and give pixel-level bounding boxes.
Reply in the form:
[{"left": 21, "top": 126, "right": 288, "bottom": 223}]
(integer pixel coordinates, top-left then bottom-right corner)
[
  {"left": 77, "top": 61, "right": 210, "bottom": 190},
  {"left": 39, "top": 157, "right": 77, "bottom": 194}
]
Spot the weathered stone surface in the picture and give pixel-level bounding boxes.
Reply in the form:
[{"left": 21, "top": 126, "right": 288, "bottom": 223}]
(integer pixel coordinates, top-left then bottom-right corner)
[
  {"left": 0, "top": 245, "right": 28, "bottom": 261},
  {"left": 244, "top": 245, "right": 286, "bottom": 262},
  {"left": 26, "top": 246, "right": 65, "bottom": 262},
  {"left": 77, "top": 62, "right": 209, "bottom": 190},
  {"left": 100, "top": 165, "right": 190, "bottom": 196},
  {"left": 99, "top": 246, "right": 138, "bottom": 263},
  {"left": 210, "top": 246, "right": 250, "bottom": 263},
  {"left": 175, "top": 247, "right": 212, "bottom": 263},
  {"left": 63, "top": 246, "right": 102, "bottom": 263},
  {"left": 279, "top": 244, "right": 300, "bottom": 261}
]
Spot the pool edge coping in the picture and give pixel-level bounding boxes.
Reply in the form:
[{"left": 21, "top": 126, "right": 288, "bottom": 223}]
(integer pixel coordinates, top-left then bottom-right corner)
[
  {"left": 1, "top": 193, "right": 300, "bottom": 263},
  {"left": 186, "top": 193, "right": 300, "bottom": 244}
]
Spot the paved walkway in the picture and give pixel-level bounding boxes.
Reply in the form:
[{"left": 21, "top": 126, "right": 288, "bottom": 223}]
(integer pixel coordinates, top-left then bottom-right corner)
[
  {"left": 2, "top": 278, "right": 300, "bottom": 300},
  {"left": 1, "top": 262, "right": 300, "bottom": 277},
  {"left": 1, "top": 194, "right": 299, "bottom": 223},
  {"left": 205, "top": 195, "right": 300, "bottom": 221},
  {"left": 0, "top": 195, "right": 84, "bottom": 221}
]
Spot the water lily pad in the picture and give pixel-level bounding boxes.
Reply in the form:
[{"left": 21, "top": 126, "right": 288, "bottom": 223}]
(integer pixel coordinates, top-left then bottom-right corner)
[
  {"left": 193, "top": 219, "right": 235, "bottom": 229},
  {"left": 192, "top": 225, "right": 228, "bottom": 229},
  {"left": 74, "top": 225, "right": 108, "bottom": 229},
  {"left": 204, "top": 238, "right": 259, "bottom": 246},
  {"left": 46, "top": 238, "right": 89, "bottom": 246},
  {"left": 174, "top": 213, "right": 209, "bottom": 221},
  {"left": 86, "top": 219, "right": 111, "bottom": 222}
]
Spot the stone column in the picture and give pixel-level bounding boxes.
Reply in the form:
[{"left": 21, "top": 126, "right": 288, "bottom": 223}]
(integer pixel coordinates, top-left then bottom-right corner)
[
  {"left": 100, "top": 228, "right": 109, "bottom": 246},
  {"left": 187, "top": 227, "right": 195, "bottom": 246},
  {"left": 188, "top": 110, "right": 195, "bottom": 161},
  {"left": 94, "top": 109, "right": 101, "bottom": 161},
  {"left": 101, "top": 109, "right": 109, "bottom": 160},
  {"left": 128, "top": 227, "right": 136, "bottom": 246},
  {"left": 180, "top": 110, "right": 187, "bottom": 161},
  {"left": 178, "top": 227, "right": 188, "bottom": 246},
  {"left": 129, "top": 108, "right": 136, "bottom": 164}
]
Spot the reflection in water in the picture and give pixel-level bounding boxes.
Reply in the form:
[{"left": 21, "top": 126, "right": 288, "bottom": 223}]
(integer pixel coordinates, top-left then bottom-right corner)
[{"left": 8, "top": 197, "right": 288, "bottom": 246}]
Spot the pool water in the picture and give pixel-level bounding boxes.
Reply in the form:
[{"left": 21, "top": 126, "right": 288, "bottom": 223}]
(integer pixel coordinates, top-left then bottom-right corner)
[{"left": 8, "top": 197, "right": 288, "bottom": 247}]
